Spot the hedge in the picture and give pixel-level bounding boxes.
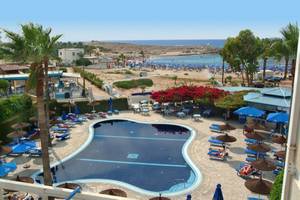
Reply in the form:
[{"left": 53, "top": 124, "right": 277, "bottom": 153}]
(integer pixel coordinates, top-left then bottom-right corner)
[
  {"left": 270, "top": 171, "right": 284, "bottom": 200},
  {"left": 73, "top": 67, "right": 104, "bottom": 89},
  {"left": 0, "top": 95, "right": 34, "bottom": 142},
  {"left": 113, "top": 79, "right": 153, "bottom": 89},
  {"left": 49, "top": 98, "right": 129, "bottom": 114}
]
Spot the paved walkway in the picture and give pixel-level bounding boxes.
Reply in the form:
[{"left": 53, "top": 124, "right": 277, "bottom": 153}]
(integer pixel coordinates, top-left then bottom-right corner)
[{"left": 6, "top": 112, "right": 276, "bottom": 200}]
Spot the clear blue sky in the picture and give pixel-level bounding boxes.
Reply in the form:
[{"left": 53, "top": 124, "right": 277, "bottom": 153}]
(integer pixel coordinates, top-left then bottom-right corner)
[{"left": 0, "top": 0, "right": 299, "bottom": 41}]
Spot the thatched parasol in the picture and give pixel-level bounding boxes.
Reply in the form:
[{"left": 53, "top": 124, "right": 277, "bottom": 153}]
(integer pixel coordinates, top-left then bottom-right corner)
[
  {"left": 16, "top": 176, "right": 34, "bottom": 184},
  {"left": 149, "top": 197, "right": 171, "bottom": 200},
  {"left": 275, "top": 150, "right": 286, "bottom": 159},
  {"left": 245, "top": 178, "right": 273, "bottom": 195},
  {"left": 216, "top": 134, "right": 237, "bottom": 143},
  {"left": 245, "top": 132, "right": 266, "bottom": 141},
  {"left": 11, "top": 122, "right": 30, "bottom": 130},
  {"left": 0, "top": 146, "right": 12, "bottom": 156},
  {"left": 7, "top": 130, "right": 27, "bottom": 138},
  {"left": 250, "top": 159, "right": 276, "bottom": 171},
  {"left": 100, "top": 189, "right": 127, "bottom": 197},
  {"left": 57, "top": 183, "right": 82, "bottom": 190},
  {"left": 272, "top": 135, "right": 287, "bottom": 144},
  {"left": 247, "top": 143, "right": 271, "bottom": 153},
  {"left": 220, "top": 123, "right": 236, "bottom": 131}
]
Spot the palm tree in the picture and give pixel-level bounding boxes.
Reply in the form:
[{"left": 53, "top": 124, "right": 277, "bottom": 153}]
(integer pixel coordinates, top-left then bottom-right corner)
[
  {"left": 119, "top": 53, "right": 126, "bottom": 67},
  {"left": 280, "top": 23, "right": 299, "bottom": 80},
  {"left": 0, "top": 24, "right": 62, "bottom": 189},
  {"left": 273, "top": 39, "right": 290, "bottom": 79},
  {"left": 140, "top": 50, "right": 145, "bottom": 66},
  {"left": 260, "top": 38, "right": 274, "bottom": 83},
  {"left": 219, "top": 48, "right": 226, "bottom": 85},
  {"left": 171, "top": 75, "right": 178, "bottom": 86}
]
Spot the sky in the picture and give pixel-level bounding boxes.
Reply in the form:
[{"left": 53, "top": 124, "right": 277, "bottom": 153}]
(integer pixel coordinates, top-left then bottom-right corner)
[{"left": 0, "top": 0, "right": 299, "bottom": 41}]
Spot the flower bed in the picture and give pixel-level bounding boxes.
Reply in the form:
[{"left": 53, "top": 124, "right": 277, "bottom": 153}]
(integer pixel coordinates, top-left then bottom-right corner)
[{"left": 151, "top": 85, "right": 228, "bottom": 103}]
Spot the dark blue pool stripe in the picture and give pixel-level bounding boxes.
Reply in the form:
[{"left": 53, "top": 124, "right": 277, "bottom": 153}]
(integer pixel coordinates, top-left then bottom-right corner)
[
  {"left": 78, "top": 158, "right": 187, "bottom": 168},
  {"left": 94, "top": 135, "right": 186, "bottom": 141}
]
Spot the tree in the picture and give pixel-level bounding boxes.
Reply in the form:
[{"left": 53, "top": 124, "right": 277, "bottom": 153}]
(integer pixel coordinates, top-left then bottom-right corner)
[
  {"left": 270, "top": 171, "right": 284, "bottom": 200},
  {"left": 260, "top": 38, "right": 275, "bottom": 83},
  {"left": 222, "top": 37, "right": 243, "bottom": 84},
  {"left": 140, "top": 50, "right": 145, "bottom": 66},
  {"left": 215, "top": 91, "right": 248, "bottom": 119},
  {"left": 280, "top": 23, "right": 299, "bottom": 80},
  {"left": 236, "top": 30, "right": 262, "bottom": 86},
  {"left": 119, "top": 53, "right": 126, "bottom": 67},
  {"left": 0, "top": 24, "right": 62, "bottom": 191},
  {"left": 273, "top": 38, "right": 290, "bottom": 79},
  {"left": 171, "top": 75, "right": 178, "bottom": 85},
  {"left": 75, "top": 57, "right": 92, "bottom": 66},
  {"left": 222, "top": 30, "right": 262, "bottom": 86},
  {"left": 219, "top": 48, "right": 226, "bottom": 84},
  {"left": 0, "top": 80, "right": 9, "bottom": 95}
]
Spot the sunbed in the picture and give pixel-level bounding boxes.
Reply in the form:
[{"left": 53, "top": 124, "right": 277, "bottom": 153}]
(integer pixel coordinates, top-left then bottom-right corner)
[
  {"left": 51, "top": 127, "right": 68, "bottom": 132},
  {"left": 209, "top": 124, "right": 223, "bottom": 133},
  {"left": 27, "top": 148, "right": 42, "bottom": 157},
  {"left": 56, "top": 132, "right": 70, "bottom": 141},
  {"left": 245, "top": 148, "right": 267, "bottom": 157},
  {"left": 0, "top": 162, "right": 17, "bottom": 177},
  {"left": 207, "top": 149, "right": 226, "bottom": 160},
  {"left": 244, "top": 138, "right": 258, "bottom": 144},
  {"left": 236, "top": 163, "right": 260, "bottom": 178}
]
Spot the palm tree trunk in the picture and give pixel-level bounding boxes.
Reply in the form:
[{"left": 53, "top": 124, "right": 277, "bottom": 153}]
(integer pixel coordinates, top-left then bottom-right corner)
[
  {"left": 36, "top": 65, "right": 53, "bottom": 187},
  {"left": 291, "top": 58, "right": 296, "bottom": 82},
  {"left": 221, "top": 58, "right": 225, "bottom": 85},
  {"left": 44, "top": 59, "right": 51, "bottom": 146},
  {"left": 262, "top": 58, "right": 267, "bottom": 83},
  {"left": 284, "top": 57, "right": 289, "bottom": 79}
]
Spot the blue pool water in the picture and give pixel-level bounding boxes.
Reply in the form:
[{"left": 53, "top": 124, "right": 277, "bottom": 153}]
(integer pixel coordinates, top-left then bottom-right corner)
[{"left": 36, "top": 119, "right": 200, "bottom": 195}]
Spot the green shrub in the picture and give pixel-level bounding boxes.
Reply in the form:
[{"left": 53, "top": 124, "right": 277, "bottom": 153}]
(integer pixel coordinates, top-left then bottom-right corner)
[
  {"left": 59, "top": 67, "right": 68, "bottom": 72},
  {"left": 270, "top": 171, "right": 284, "bottom": 200},
  {"left": 0, "top": 95, "right": 33, "bottom": 142},
  {"left": 0, "top": 80, "right": 9, "bottom": 95},
  {"left": 113, "top": 79, "right": 153, "bottom": 89},
  {"left": 49, "top": 98, "right": 129, "bottom": 114},
  {"left": 75, "top": 57, "right": 92, "bottom": 66},
  {"left": 73, "top": 67, "right": 104, "bottom": 88}
]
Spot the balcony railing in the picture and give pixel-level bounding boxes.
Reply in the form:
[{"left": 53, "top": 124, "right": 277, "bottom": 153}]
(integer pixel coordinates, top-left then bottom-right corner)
[{"left": 0, "top": 179, "right": 137, "bottom": 200}]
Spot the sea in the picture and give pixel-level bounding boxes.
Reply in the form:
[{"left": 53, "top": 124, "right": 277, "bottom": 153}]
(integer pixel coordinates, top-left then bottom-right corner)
[
  {"left": 119, "top": 39, "right": 285, "bottom": 70},
  {"left": 116, "top": 39, "right": 226, "bottom": 48}
]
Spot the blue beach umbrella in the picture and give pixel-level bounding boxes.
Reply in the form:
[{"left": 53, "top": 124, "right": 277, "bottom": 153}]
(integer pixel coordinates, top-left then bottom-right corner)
[
  {"left": 108, "top": 97, "right": 113, "bottom": 112},
  {"left": 233, "top": 106, "right": 265, "bottom": 118},
  {"left": 0, "top": 162, "right": 17, "bottom": 177},
  {"left": 213, "top": 184, "right": 224, "bottom": 200},
  {"left": 11, "top": 141, "right": 37, "bottom": 154},
  {"left": 267, "top": 112, "right": 289, "bottom": 124}
]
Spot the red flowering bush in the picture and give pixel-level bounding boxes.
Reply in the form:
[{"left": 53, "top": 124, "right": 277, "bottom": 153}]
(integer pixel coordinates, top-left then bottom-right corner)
[{"left": 151, "top": 85, "right": 228, "bottom": 103}]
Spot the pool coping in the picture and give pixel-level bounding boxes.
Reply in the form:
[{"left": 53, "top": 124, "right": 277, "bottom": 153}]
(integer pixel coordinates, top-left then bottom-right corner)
[{"left": 32, "top": 117, "right": 202, "bottom": 197}]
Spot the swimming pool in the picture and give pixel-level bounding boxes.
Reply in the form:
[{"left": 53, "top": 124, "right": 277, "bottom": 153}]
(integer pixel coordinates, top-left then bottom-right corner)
[{"left": 34, "top": 119, "right": 201, "bottom": 196}]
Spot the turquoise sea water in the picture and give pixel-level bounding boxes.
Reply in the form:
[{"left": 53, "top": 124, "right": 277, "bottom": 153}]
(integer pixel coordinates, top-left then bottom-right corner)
[
  {"left": 147, "top": 54, "right": 224, "bottom": 67},
  {"left": 145, "top": 54, "right": 286, "bottom": 70}
]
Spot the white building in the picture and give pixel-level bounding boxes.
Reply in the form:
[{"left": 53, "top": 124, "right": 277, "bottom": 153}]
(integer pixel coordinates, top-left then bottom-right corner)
[{"left": 58, "top": 48, "right": 84, "bottom": 65}]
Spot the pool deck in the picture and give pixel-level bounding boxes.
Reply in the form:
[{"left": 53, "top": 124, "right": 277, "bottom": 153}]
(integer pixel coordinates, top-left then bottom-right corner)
[{"left": 5, "top": 112, "right": 277, "bottom": 200}]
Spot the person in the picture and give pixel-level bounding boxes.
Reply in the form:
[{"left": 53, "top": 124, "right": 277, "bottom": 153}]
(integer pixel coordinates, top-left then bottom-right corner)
[{"left": 239, "top": 165, "right": 254, "bottom": 176}]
